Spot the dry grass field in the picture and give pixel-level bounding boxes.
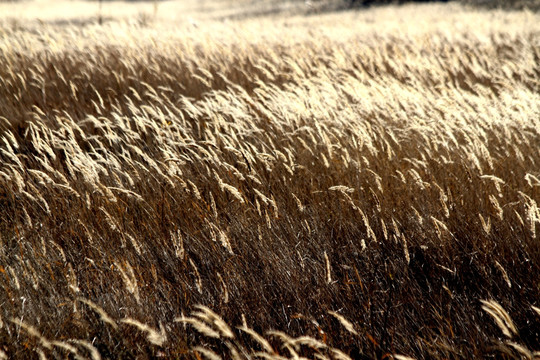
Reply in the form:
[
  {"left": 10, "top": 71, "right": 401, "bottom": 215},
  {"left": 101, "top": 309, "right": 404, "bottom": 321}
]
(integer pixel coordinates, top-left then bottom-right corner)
[{"left": 0, "top": 0, "right": 539, "bottom": 358}]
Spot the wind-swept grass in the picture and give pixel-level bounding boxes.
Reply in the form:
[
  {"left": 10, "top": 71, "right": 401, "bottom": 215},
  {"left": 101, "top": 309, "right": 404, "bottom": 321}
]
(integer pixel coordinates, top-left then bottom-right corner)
[{"left": 0, "top": 2, "right": 539, "bottom": 358}]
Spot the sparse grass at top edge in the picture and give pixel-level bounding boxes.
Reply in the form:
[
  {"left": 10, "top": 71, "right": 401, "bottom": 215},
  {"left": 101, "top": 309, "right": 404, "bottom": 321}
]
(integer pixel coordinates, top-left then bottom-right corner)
[
  {"left": 0, "top": 1, "right": 539, "bottom": 359},
  {"left": 461, "top": 0, "right": 540, "bottom": 10}
]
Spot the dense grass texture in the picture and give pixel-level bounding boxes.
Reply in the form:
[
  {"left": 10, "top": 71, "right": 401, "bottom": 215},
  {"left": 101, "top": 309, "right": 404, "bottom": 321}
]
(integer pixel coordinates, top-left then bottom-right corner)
[{"left": 0, "top": 1, "right": 539, "bottom": 359}]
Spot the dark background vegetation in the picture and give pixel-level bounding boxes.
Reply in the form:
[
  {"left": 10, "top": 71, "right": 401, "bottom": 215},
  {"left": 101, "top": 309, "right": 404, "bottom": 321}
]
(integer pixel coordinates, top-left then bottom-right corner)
[{"left": 1, "top": 0, "right": 539, "bottom": 10}]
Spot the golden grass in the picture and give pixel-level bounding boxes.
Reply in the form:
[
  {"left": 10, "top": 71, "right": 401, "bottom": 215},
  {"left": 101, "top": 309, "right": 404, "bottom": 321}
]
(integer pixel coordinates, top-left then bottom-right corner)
[{"left": 0, "top": 1, "right": 539, "bottom": 358}]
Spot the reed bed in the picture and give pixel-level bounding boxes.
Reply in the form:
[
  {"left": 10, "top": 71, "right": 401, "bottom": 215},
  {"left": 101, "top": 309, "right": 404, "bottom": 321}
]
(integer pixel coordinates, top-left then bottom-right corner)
[{"left": 0, "top": 2, "right": 539, "bottom": 358}]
